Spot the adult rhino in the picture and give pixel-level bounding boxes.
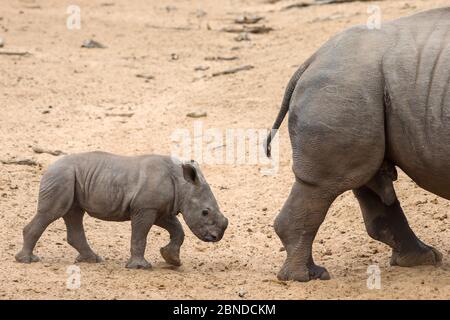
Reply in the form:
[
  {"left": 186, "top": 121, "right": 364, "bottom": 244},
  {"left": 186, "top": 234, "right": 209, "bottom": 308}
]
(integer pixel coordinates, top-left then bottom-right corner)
[{"left": 266, "top": 8, "right": 449, "bottom": 282}]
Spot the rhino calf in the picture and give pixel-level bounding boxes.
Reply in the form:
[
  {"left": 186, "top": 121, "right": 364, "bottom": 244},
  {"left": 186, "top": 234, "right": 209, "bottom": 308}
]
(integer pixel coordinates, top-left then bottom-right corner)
[{"left": 15, "top": 152, "right": 228, "bottom": 269}]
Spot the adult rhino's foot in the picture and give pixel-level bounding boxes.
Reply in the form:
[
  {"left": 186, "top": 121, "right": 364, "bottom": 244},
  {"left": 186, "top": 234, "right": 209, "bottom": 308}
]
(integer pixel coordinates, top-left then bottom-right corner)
[
  {"left": 160, "top": 245, "right": 181, "bottom": 266},
  {"left": 390, "top": 243, "right": 442, "bottom": 267},
  {"left": 15, "top": 251, "right": 40, "bottom": 263},
  {"left": 277, "top": 261, "right": 330, "bottom": 282},
  {"left": 75, "top": 253, "right": 103, "bottom": 263},
  {"left": 126, "top": 257, "right": 152, "bottom": 270}
]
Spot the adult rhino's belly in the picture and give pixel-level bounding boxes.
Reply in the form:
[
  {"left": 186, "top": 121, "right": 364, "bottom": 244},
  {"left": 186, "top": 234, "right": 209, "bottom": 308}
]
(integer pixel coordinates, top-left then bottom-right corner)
[
  {"left": 387, "top": 117, "right": 450, "bottom": 200},
  {"left": 386, "top": 83, "right": 450, "bottom": 199},
  {"left": 383, "top": 26, "right": 450, "bottom": 199}
]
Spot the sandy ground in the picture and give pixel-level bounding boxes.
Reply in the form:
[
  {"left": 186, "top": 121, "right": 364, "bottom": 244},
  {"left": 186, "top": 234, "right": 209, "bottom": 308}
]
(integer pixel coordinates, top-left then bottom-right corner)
[{"left": 1, "top": 0, "right": 450, "bottom": 300}]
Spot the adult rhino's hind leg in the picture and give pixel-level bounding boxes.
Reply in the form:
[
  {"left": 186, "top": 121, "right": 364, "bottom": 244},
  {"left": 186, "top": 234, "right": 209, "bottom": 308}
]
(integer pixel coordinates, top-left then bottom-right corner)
[
  {"left": 354, "top": 187, "right": 442, "bottom": 267},
  {"left": 274, "top": 180, "right": 337, "bottom": 282},
  {"left": 64, "top": 206, "right": 103, "bottom": 263},
  {"left": 273, "top": 50, "right": 390, "bottom": 280}
]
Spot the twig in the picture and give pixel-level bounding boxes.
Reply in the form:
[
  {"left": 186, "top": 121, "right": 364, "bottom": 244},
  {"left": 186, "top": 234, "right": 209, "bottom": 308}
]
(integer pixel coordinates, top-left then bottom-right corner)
[
  {"left": 282, "top": 0, "right": 381, "bottom": 10},
  {"left": 282, "top": 2, "right": 313, "bottom": 10},
  {"left": 186, "top": 111, "right": 207, "bottom": 118},
  {"left": 316, "top": 0, "right": 378, "bottom": 3},
  {"left": 205, "top": 56, "right": 239, "bottom": 61},
  {"left": 105, "top": 112, "right": 134, "bottom": 118},
  {"left": 31, "top": 146, "right": 66, "bottom": 156},
  {"left": 136, "top": 74, "right": 154, "bottom": 80},
  {"left": 1, "top": 159, "right": 38, "bottom": 166},
  {"left": 145, "top": 24, "right": 192, "bottom": 31},
  {"left": 212, "top": 65, "right": 254, "bottom": 77},
  {"left": 221, "top": 25, "right": 273, "bottom": 34},
  {"left": 0, "top": 51, "right": 30, "bottom": 56}
]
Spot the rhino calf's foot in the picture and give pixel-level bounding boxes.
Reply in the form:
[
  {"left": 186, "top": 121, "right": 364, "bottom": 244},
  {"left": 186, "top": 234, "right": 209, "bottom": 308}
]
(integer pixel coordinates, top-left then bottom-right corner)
[
  {"left": 160, "top": 244, "right": 182, "bottom": 266},
  {"left": 126, "top": 257, "right": 152, "bottom": 269},
  {"left": 390, "top": 244, "right": 442, "bottom": 267},
  {"left": 75, "top": 253, "right": 103, "bottom": 263},
  {"left": 15, "top": 251, "right": 40, "bottom": 264}
]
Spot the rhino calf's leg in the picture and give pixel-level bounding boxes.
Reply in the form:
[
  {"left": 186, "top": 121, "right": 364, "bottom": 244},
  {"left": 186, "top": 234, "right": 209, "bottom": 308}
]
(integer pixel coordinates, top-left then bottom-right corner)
[
  {"left": 16, "top": 171, "right": 75, "bottom": 263},
  {"left": 126, "top": 209, "right": 157, "bottom": 269},
  {"left": 63, "top": 206, "right": 103, "bottom": 263},
  {"left": 156, "top": 215, "right": 184, "bottom": 266},
  {"left": 274, "top": 180, "right": 336, "bottom": 282},
  {"left": 15, "top": 213, "right": 58, "bottom": 263},
  {"left": 354, "top": 187, "right": 442, "bottom": 267}
]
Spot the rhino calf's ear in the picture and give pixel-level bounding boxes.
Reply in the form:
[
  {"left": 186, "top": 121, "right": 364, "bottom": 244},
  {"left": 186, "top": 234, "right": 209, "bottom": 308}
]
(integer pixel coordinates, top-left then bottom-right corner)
[{"left": 182, "top": 163, "right": 199, "bottom": 185}]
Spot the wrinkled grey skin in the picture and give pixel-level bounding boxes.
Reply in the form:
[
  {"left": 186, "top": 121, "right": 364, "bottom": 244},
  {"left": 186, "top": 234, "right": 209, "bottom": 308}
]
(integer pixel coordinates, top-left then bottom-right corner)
[
  {"left": 267, "top": 8, "right": 448, "bottom": 282},
  {"left": 15, "top": 152, "right": 228, "bottom": 269},
  {"left": 366, "top": 160, "right": 398, "bottom": 206}
]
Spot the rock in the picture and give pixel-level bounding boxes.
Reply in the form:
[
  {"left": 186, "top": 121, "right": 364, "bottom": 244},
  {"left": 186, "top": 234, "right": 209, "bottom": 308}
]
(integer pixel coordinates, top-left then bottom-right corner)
[
  {"left": 165, "top": 5, "right": 177, "bottom": 12},
  {"left": 81, "top": 39, "right": 106, "bottom": 49},
  {"left": 234, "top": 32, "right": 250, "bottom": 42},
  {"left": 433, "top": 213, "right": 447, "bottom": 221},
  {"left": 0, "top": 37, "right": 4, "bottom": 48},
  {"left": 234, "top": 15, "right": 264, "bottom": 24},
  {"left": 402, "top": 3, "right": 417, "bottom": 10},
  {"left": 195, "top": 10, "right": 207, "bottom": 18},
  {"left": 238, "top": 288, "right": 247, "bottom": 298}
]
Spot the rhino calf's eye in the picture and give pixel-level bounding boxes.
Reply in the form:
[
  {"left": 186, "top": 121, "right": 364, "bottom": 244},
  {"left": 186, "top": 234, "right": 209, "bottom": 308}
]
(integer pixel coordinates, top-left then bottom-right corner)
[{"left": 202, "top": 209, "right": 209, "bottom": 216}]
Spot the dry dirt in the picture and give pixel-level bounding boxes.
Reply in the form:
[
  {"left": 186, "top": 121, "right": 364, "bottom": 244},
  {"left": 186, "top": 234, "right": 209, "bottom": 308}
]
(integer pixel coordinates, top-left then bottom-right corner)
[{"left": 1, "top": 0, "right": 450, "bottom": 300}]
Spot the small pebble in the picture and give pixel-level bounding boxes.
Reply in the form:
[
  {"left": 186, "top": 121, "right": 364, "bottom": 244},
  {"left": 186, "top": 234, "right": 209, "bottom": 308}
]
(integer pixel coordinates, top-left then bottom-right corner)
[{"left": 81, "top": 39, "right": 106, "bottom": 49}]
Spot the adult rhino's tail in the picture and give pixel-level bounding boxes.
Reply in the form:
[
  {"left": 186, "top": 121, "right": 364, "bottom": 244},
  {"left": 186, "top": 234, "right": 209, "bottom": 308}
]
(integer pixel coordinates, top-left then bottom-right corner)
[{"left": 265, "top": 60, "right": 312, "bottom": 158}]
